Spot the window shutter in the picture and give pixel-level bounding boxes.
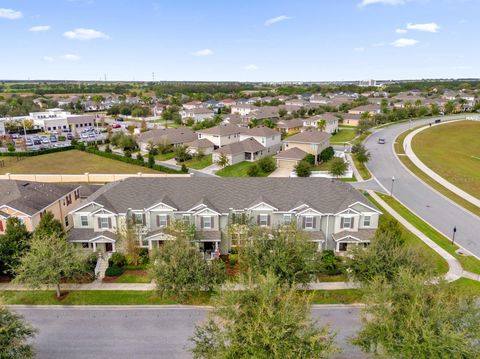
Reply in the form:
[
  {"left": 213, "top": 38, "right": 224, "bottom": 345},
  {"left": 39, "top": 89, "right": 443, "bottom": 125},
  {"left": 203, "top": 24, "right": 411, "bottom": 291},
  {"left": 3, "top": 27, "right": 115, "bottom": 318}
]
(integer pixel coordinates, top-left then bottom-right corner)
[
  {"left": 211, "top": 216, "right": 214, "bottom": 228},
  {"left": 200, "top": 217, "right": 204, "bottom": 228},
  {"left": 302, "top": 217, "right": 306, "bottom": 229},
  {"left": 108, "top": 217, "right": 112, "bottom": 229},
  {"left": 267, "top": 215, "right": 271, "bottom": 226},
  {"left": 340, "top": 217, "right": 344, "bottom": 228},
  {"left": 350, "top": 217, "right": 354, "bottom": 229},
  {"left": 156, "top": 215, "right": 160, "bottom": 227},
  {"left": 313, "top": 217, "right": 317, "bottom": 228},
  {"left": 98, "top": 217, "right": 101, "bottom": 228},
  {"left": 257, "top": 215, "right": 260, "bottom": 225},
  {"left": 142, "top": 213, "right": 146, "bottom": 225},
  {"left": 167, "top": 215, "right": 170, "bottom": 226},
  {"left": 0, "top": 221, "right": 3, "bottom": 232}
]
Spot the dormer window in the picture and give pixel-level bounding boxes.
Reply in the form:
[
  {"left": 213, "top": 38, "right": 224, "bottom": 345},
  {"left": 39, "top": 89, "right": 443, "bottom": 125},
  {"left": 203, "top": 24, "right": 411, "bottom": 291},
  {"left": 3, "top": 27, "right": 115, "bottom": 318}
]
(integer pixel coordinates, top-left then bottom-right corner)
[
  {"left": 202, "top": 216, "right": 212, "bottom": 229},
  {"left": 259, "top": 214, "right": 269, "bottom": 227},
  {"left": 341, "top": 217, "right": 353, "bottom": 229},
  {"left": 363, "top": 216, "right": 371, "bottom": 227},
  {"left": 304, "top": 216, "right": 314, "bottom": 229}
]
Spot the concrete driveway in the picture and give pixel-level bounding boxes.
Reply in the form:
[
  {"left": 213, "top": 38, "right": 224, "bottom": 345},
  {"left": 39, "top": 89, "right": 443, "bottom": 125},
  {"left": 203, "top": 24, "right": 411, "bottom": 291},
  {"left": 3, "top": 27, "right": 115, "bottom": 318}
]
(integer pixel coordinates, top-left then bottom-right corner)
[{"left": 269, "top": 167, "right": 293, "bottom": 177}]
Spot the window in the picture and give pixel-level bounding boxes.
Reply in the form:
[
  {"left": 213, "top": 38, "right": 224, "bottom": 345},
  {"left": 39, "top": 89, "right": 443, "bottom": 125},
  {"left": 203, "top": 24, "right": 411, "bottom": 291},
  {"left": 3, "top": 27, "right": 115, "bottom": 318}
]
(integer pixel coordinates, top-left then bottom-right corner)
[
  {"left": 203, "top": 216, "right": 212, "bottom": 229},
  {"left": 157, "top": 214, "right": 168, "bottom": 227},
  {"left": 99, "top": 217, "right": 109, "bottom": 229},
  {"left": 134, "top": 213, "right": 144, "bottom": 225},
  {"left": 341, "top": 217, "right": 352, "bottom": 229},
  {"left": 363, "top": 216, "right": 371, "bottom": 227},
  {"left": 182, "top": 215, "right": 190, "bottom": 224},
  {"left": 82, "top": 242, "right": 89, "bottom": 249},
  {"left": 81, "top": 216, "right": 88, "bottom": 227},
  {"left": 259, "top": 214, "right": 268, "bottom": 227},
  {"left": 64, "top": 216, "right": 69, "bottom": 227},
  {"left": 283, "top": 214, "right": 292, "bottom": 225},
  {"left": 338, "top": 243, "right": 348, "bottom": 252},
  {"left": 305, "top": 216, "right": 314, "bottom": 229}
]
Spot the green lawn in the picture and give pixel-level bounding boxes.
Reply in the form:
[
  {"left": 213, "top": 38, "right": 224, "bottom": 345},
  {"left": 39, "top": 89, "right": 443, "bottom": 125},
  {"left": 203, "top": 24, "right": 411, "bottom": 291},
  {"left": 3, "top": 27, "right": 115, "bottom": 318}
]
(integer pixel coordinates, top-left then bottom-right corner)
[
  {"left": 180, "top": 154, "right": 212, "bottom": 169},
  {"left": 154, "top": 151, "right": 176, "bottom": 161},
  {"left": 412, "top": 120, "right": 480, "bottom": 199},
  {"left": 311, "top": 160, "right": 332, "bottom": 171},
  {"left": 367, "top": 194, "right": 449, "bottom": 275},
  {"left": 115, "top": 270, "right": 151, "bottom": 283},
  {"left": 216, "top": 160, "right": 274, "bottom": 177},
  {"left": 330, "top": 129, "right": 357, "bottom": 144},
  {"left": 353, "top": 155, "right": 372, "bottom": 180},
  {"left": 376, "top": 192, "right": 480, "bottom": 275},
  {"left": 394, "top": 129, "right": 480, "bottom": 217},
  {"left": 0, "top": 150, "right": 159, "bottom": 174}
]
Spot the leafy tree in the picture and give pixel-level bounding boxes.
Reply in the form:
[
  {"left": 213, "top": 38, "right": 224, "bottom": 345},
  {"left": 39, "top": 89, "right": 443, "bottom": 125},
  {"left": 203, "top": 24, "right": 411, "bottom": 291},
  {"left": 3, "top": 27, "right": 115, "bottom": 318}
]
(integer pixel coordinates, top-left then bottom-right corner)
[
  {"left": 303, "top": 154, "right": 316, "bottom": 165},
  {"left": 328, "top": 157, "right": 348, "bottom": 179},
  {"left": 257, "top": 156, "right": 276, "bottom": 173},
  {"left": 319, "top": 146, "right": 334, "bottom": 162},
  {"left": 174, "top": 145, "right": 192, "bottom": 162},
  {"left": 215, "top": 153, "right": 230, "bottom": 168},
  {"left": 0, "top": 305, "right": 37, "bottom": 359},
  {"left": 7, "top": 143, "right": 15, "bottom": 153},
  {"left": 110, "top": 132, "right": 138, "bottom": 151},
  {"left": 295, "top": 160, "right": 312, "bottom": 177},
  {"left": 191, "top": 273, "right": 339, "bottom": 359},
  {"left": 149, "top": 237, "right": 225, "bottom": 299},
  {"left": 247, "top": 163, "right": 261, "bottom": 177},
  {"left": 238, "top": 226, "right": 321, "bottom": 286},
  {"left": 147, "top": 154, "right": 155, "bottom": 168},
  {"left": 34, "top": 212, "right": 64, "bottom": 239},
  {"left": 116, "top": 217, "right": 141, "bottom": 266},
  {"left": 14, "top": 233, "right": 88, "bottom": 298},
  {"left": 91, "top": 95, "right": 104, "bottom": 110},
  {"left": 352, "top": 270, "right": 480, "bottom": 358},
  {"left": 347, "top": 218, "right": 434, "bottom": 284},
  {"left": 0, "top": 218, "right": 31, "bottom": 276},
  {"left": 357, "top": 118, "right": 372, "bottom": 134},
  {"left": 355, "top": 147, "right": 371, "bottom": 164}
]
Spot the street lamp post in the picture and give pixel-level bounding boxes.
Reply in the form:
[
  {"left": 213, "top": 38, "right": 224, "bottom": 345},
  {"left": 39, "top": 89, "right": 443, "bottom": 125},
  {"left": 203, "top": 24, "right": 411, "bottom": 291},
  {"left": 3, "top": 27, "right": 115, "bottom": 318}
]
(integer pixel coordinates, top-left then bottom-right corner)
[
  {"left": 452, "top": 226, "right": 457, "bottom": 245},
  {"left": 390, "top": 176, "right": 395, "bottom": 196}
]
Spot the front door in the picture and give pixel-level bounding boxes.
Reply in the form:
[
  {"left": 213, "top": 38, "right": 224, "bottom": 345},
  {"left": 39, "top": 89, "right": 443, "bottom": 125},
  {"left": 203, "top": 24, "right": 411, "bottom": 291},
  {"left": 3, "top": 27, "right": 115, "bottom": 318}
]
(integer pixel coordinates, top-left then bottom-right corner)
[{"left": 105, "top": 243, "right": 113, "bottom": 252}]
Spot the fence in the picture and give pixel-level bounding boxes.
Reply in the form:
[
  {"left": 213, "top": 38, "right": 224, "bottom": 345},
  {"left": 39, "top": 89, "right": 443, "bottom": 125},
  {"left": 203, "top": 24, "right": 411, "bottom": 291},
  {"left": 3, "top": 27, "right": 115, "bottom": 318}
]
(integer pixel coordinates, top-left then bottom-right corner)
[{"left": 0, "top": 172, "right": 191, "bottom": 183}]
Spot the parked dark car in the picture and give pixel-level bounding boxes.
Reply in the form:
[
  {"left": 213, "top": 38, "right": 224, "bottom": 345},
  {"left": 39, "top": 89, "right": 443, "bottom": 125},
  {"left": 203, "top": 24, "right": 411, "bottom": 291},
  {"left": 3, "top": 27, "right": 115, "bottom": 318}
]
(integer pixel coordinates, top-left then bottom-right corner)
[
  {"left": 115, "top": 117, "right": 124, "bottom": 122},
  {"left": 434, "top": 119, "right": 441, "bottom": 124},
  {"left": 67, "top": 133, "right": 73, "bottom": 140}
]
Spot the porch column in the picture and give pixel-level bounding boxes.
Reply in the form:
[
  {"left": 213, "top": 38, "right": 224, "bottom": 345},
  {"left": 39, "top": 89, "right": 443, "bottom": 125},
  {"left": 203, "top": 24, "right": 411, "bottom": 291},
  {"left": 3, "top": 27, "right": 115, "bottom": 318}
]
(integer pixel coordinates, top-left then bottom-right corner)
[
  {"left": 148, "top": 240, "right": 152, "bottom": 250},
  {"left": 215, "top": 241, "right": 219, "bottom": 251},
  {"left": 93, "top": 242, "right": 97, "bottom": 252},
  {"left": 317, "top": 241, "right": 322, "bottom": 251},
  {"left": 112, "top": 242, "right": 116, "bottom": 252}
]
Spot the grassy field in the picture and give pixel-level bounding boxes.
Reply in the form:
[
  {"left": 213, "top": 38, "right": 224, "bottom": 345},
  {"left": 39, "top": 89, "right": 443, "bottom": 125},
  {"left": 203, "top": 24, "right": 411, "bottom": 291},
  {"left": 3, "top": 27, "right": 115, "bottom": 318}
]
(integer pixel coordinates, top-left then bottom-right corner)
[
  {"left": 180, "top": 154, "right": 212, "bottom": 169},
  {"left": 394, "top": 129, "right": 480, "bottom": 217},
  {"left": 330, "top": 129, "right": 357, "bottom": 143},
  {"left": 412, "top": 120, "right": 480, "bottom": 199},
  {"left": 367, "top": 194, "right": 449, "bottom": 274},
  {"left": 216, "top": 160, "right": 274, "bottom": 177},
  {"left": 0, "top": 150, "right": 159, "bottom": 174},
  {"left": 154, "top": 151, "right": 176, "bottom": 161},
  {"left": 377, "top": 192, "right": 480, "bottom": 275}
]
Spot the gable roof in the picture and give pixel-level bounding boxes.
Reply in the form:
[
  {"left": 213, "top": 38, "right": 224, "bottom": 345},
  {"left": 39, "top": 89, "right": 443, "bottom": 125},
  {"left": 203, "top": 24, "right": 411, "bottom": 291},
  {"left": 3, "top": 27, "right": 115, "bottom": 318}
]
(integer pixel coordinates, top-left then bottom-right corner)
[
  {"left": 240, "top": 126, "right": 278, "bottom": 137},
  {"left": 214, "top": 138, "right": 265, "bottom": 155},
  {"left": 83, "top": 177, "right": 376, "bottom": 215},
  {"left": 137, "top": 127, "right": 196, "bottom": 145},
  {"left": 283, "top": 130, "right": 331, "bottom": 144},
  {"left": 274, "top": 147, "right": 308, "bottom": 160},
  {"left": 0, "top": 180, "right": 78, "bottom": 216},
  {"left": 197, "top": 124, "right": 242, "bottom": 136}
]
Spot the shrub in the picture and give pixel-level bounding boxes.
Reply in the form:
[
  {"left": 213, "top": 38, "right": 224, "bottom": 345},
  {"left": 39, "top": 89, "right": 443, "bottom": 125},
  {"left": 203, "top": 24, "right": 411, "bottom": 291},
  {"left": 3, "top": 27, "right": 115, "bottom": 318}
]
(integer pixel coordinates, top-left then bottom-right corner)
[
  {"left": 138, "top": 248, "right": 150, "bottom": 265},
  {"left": 105, "top": 144, "right": 112, "bottom": 153},
  {"left": 7, "top": 143, "right": 16, "bottom": 152},
  {"left": 320, "top": 146, "right": 335, "bottom": 162},
  {"left": 257, "top": 156, "right": 276, "bottom": 173},
  {"left": 109, "top": 252, "right": 127, "bottom": 268},
  {"left": 136, "top": 153, "right": 144, "bottom": 162},
  {"left": 85, "top": 252, "right": 98, "bottom": 274},
  {"left": 181, "top": 164, "right": 188, "bottom": 173},
  {"left": 229, "top": 253, "right": 238, "bottom": 267},
  {"left": 148, "top": 154, "right": 155, "bottom": 168},
  {"left": 318, "top": 250, "right": 343, "bottom": 275},
  {"left": 124, "top": 150, "right": 132, "bottom": 158},
  {"left": 58, "top": 135, "right": 66, "bottom": 141},
  {"left": 295, "top": 160, "right": 312, "bottom": 177},
  {"left": 351, "top": 144, "right": 363, "bottom": 154},
  {"left": 304, "top": 153, "right": 315, "bottom": 165},
  {"left": 247, "top": 164, "right": 261, "bottom": 177},
  {"left": 0, "top": 145, "right": 75, "bottom": 157},
  {"left": 105, "top": 266, "right": 125, "bottom": 277}
]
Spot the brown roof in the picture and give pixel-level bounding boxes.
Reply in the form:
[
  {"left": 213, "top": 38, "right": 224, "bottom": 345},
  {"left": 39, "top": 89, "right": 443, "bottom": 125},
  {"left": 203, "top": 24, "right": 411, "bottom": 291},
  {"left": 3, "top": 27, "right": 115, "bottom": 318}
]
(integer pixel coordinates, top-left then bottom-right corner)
[
  {"left": 276, "top": 119, "right": 304, "bottom": 129},
  {"left": 197, "top": 124, "right": 242, "bottom": 136},
  {"left": 283, "top": 130, "right": 331, "bottom": 144},
  {"left": 137, "top": 127, "right": 196, "bottom": 145},
  {"left": 274, "top": 147, "right": 308, "bottom": 160},
  {"left": 240, "top": 126, "right": 278, "bottom": 137},
  {"left": 214, "top": 138, "right": 265, "bottom": 155},
  {"left": 185, "top": 138, "right": 215, "bottom": 149}
]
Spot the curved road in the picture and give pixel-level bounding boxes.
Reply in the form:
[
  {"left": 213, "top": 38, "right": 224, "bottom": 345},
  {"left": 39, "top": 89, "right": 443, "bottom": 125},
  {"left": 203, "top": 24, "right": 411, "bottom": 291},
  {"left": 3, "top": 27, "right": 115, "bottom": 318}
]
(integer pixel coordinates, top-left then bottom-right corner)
[{"left": 365, "top": 115, "right": 480, "bottom": 258}]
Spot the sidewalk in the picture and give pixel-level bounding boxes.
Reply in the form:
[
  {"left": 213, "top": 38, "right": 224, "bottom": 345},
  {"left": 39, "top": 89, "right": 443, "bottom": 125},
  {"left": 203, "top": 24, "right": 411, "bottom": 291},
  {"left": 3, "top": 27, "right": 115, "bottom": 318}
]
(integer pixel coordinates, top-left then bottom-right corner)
[
  {"left": 368, "top": 191, "right": 476, "bottom": 282},
  {"left": 403, "top": 121, "right": 480, "bottom": 208}
]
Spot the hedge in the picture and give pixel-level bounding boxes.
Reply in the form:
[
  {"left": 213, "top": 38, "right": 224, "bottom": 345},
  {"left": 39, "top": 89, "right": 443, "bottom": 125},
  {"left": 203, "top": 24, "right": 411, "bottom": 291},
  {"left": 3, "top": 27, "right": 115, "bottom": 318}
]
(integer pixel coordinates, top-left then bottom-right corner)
[
  {"left": 105, "top": 266, "right": 125, "bottom": 277},
  {"left": 82, "top": 147, "right": 183, "bottom": 174},
  {"left": 0, "top": 145, "right": 75, "bottom": 157}
]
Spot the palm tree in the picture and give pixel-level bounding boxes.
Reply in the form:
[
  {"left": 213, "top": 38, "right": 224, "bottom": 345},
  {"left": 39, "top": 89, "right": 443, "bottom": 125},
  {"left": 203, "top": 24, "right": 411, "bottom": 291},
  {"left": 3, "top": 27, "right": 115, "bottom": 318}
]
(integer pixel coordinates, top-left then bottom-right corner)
[{"left": 316, "top": 119, "right": 327, "bottom": 132}]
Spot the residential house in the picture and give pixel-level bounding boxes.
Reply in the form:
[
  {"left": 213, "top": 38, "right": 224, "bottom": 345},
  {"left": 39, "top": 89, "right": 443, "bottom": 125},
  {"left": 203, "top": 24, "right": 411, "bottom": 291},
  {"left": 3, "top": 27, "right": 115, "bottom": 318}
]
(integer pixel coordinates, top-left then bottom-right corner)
[
  {"left": 339, "top": 113, "right": 362, "bottom": 126},
  {"left": 180, "top": 108, "right": 215, "bottom": 123},
  {"left": 281, "top": 130, "right": 331, "bottom": 164},
  {"left": 182, "top": 101, "right": 203, "bottom": 110},
  {"left": 68, "top": 177, "right": 380, "bottom": 255},
  {"left": 276, "top": 119, "right": 304, "bottom": 135},
  {"left": 273, "top": 147, "right": 309, "bottom": 171},
  {"left": 185, "top": 138, "right": 215, "bottom": 155},
  {"left": 219, "top": 99, "right": 236, "bottom": 107},
  {"left": 212, "top": 138, "right": 266, "bottom": 165},
  {"left": 196, "top": 124, "right": 242, "bottom": 149},
  {"left": 348, "top": 104, "right": 381, "bottom": 116},
  {"left": 302, "top": 113, "right": 339, "bottom": 133},
  {"left": 222, "top": 113, "right": 249, "bottom": 127},
  {"left": 0, "top": 180, "right": 82, "bottom": 234},
  {"left": 309, "top": 94, "right": 332, "bottom": 105},
  {"left": 239, "top": 126, "right": 282, "bottom": 155},
  {"left": 231, "top": 104, "right": 257, "bottom": 116},
  {"left": 137, "top": 127, "right": 196, "bottom": 152}
]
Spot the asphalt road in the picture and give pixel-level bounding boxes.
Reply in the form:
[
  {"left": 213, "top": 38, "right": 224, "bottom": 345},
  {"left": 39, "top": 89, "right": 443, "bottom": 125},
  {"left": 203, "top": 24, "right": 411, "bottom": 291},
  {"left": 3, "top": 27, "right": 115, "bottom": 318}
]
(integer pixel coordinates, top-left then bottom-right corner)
[
  {"left": 365, "top": 114, "right": 480, "bottom": 257},
  {"left": 13, "top": 305, "right": 367, "bottom": 359}
]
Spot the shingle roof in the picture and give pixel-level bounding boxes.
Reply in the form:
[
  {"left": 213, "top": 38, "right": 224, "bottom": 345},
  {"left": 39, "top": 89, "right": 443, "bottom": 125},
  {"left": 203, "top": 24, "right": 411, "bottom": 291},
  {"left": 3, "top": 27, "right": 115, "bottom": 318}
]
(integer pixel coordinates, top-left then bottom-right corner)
[
  {"left": 240, "top": 126, "right": 278, "bottom": 137},
  {"left": 213, "top": 138, "right": 265, "bottom": 155},
  {"left": 69, "top": 228, "right": 117, "bottom": 242},
  {"left": 137, "top": 127, "right": 196, "bottom": 145},
  {"left": 0, "top": 180, "right": 78, "bottom": 216},
  {"left": 276, "top": 119, "right": 304, "bottom": 129},
  {"left": 283, "top": 130, "right": 331, "bottom": 144},
  {"left": 185, "top": 138, "right": 215, "bottom": 148},
  {"left": 333, "top": 229, "right": 376, "bottom": 242},
  {"left": 83, "top": 177, "right": 376, "bottom": 215},
  {"left": 197, "top": 124, "right": 242, "bottom": 136},
  {"left": 274, "top": 147, "right": 308, "bottom": 160}
]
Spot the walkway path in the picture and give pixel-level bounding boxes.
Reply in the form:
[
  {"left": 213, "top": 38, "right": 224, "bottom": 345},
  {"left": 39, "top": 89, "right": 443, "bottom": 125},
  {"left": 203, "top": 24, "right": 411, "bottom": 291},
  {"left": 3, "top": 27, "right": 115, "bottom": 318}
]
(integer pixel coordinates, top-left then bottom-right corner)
[{"left": 403, "top": 120, "right": 480, "bottom": 208}]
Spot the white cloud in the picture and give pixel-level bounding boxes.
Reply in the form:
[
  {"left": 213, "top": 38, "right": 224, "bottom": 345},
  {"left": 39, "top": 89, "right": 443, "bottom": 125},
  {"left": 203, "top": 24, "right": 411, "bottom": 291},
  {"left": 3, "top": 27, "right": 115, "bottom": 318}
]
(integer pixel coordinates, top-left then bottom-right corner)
[
  {"left": 43, "top": 56, "right": 55, "bottom": 62},
  {"left": 243, "top": 64, "right": 258, "bottom": 71},
  {"left": 406, "top": 22, "right": 439, "bottom": 33},
  {"left": 371, "top": 42, "right": 385, "bottom": 47},
  {"left": 62, "top": 54, "right": 80, "bottom": 61},
  {"left": 64, "top": 28, "right": 109, "bottom": 40},
  {"left": 354, "top": 47, "right": 365, "bottom": 52},
  {"left": 0, "top": 8, "right": 23, "bottom": 19},
  {"left": 193, "top": 48, "right": 213, "bottom": 56},
  {"left": 359, "top": 0, "right": 406, "bottom": 7},
  {"left": 395, "top": 28, "right": 407, "bottom": 34},
  {"left": 265, "top": 15, "right": 292, "bottom": 26},
  {"left": 391, "top": 38, "right": 419, "bottom": 47},
  {"left": 29, "top": 25, "right": 51, "bottom": 32}
]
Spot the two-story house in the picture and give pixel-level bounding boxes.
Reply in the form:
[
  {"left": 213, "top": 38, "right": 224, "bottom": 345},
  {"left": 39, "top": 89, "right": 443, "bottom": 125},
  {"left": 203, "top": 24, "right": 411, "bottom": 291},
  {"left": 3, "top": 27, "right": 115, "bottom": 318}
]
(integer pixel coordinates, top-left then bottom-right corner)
[
  {"left": 196, "top": 124, "right": 242, "bottom": 149},
  {"left": 279, "top": 130, "right": 331, "bottom": 165},
  {"left": 302, "top": 113, "right": 339, "bottom": 134},
  {"left": 68, "top": 177, "right": 380, "bottom": 256},
  {"left": 180, "top": 108, "right": 214, "bottom": 123},
  {"left": 0, "top": 180, "right": 82, "bottom": 234}
]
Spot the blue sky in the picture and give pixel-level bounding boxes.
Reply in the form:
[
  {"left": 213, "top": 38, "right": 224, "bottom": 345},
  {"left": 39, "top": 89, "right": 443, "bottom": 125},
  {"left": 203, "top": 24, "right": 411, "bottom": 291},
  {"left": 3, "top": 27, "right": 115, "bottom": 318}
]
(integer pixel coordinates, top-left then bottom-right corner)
[{"left": 0, "top": 0, "right": 478, "bottom": 81}]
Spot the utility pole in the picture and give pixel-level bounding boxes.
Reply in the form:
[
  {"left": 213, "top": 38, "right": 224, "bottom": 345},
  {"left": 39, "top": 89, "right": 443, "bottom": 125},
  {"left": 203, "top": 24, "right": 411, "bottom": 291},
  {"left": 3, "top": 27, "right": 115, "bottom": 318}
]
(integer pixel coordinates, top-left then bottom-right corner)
[{"left": 452, "top": 226, "right": 457, "bottom": 244}]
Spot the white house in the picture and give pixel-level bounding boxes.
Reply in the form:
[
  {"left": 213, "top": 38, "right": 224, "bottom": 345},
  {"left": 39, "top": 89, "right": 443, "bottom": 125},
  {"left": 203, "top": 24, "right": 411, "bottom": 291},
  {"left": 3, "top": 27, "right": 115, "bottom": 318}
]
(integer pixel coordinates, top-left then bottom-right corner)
[
  {"left": 196, "top": 124, "right": 242, "bottom": 149},
  {"left": 180, "top": 108, "right": 214, "bottom": 123},
  {"left": 302, "top": 113, "right": 339, "bottom": 134},
  {"left": 238, "top": 126, "right": 282, "bottom": 155}
]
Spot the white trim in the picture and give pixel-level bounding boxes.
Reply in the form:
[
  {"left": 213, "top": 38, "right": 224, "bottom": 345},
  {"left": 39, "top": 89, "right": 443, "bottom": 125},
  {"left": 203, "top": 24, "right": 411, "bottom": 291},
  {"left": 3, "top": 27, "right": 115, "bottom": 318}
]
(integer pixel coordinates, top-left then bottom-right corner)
[
  {"left": 145, "top": 201, "right": 177, "bottom": 211},
  {"left": 247, "top": 201, "right": 278, "bottom": 211},
  {"left": 335, "top": 207, "right": 360, "bottom": 216},
  {"left": 195, "top": 207, "right": 221, "bottom": 216},
  {"left": 90, "top": 207, "right": 116, "bottom": 216},
  {"left": 0, "top": 205, "right": 30, "bottom": 217},
  {"left": 349, "top": 201, "right": 382, "bottom": 214},
  {"left": 69, "top": 201, "right": 103, "bottom": 215},
  {"left": 297, "top": 207, "right": 323, "bottom": 216},
  {"left": 333, "top": 234, "right": 370, "bottom": 243}
]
